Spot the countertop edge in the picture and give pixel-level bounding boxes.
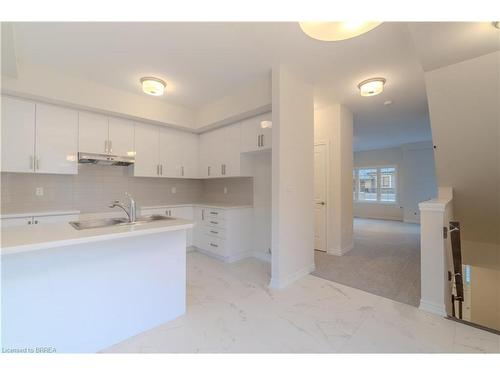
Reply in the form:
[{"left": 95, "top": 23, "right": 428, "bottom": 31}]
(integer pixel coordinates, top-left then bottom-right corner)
[{"left": 1, "top": 222, "right": 194, "bottom": 256}]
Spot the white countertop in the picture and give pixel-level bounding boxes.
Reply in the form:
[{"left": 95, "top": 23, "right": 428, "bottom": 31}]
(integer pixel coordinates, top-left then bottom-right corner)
[
  {"left": 0, "top": 209, "right": 80, "bottom": 219},
  {"left": 1, "top": 218, "right": 194, "bottom": 256},
  {"left": 141, "top": 203, "right": 253, "bottom": 210}
]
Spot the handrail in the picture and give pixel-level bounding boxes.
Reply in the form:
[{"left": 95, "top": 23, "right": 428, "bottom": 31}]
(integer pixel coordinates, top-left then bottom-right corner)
[{"left": 449, "top": 221, "right": 463, "bottom": 319}]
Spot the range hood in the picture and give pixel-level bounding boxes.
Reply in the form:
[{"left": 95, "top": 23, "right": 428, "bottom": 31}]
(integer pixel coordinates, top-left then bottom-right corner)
[{"left": 78, "top": 152, "right": 135, "bottom": 166}]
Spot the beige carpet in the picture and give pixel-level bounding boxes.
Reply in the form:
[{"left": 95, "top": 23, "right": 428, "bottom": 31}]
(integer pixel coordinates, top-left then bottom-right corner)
[{"left": 313, "top": 218, "right": 421, "bottom": 306}]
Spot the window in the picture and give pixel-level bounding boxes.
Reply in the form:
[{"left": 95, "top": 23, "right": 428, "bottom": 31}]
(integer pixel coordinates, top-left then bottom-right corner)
[{"left": 353, "top": 166, "right": 397, "bottom": 203}]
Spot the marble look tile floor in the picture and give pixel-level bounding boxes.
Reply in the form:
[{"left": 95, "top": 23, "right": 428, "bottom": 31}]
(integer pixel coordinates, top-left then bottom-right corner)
[
  {"left": 314, "top": 218, "right": 421, "bottom": 306},
  {"left": 103, "top": 251, "right": 499, "bottom": 353}
]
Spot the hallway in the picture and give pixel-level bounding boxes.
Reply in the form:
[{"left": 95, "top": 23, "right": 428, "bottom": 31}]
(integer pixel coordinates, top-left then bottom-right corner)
[{"left": 313, "top": 218, "right": 421, "bottom": 306}]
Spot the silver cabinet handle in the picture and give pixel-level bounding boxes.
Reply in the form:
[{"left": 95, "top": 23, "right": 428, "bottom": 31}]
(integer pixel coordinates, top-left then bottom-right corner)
[
  {"left": 208, "top": 166, "right": 211, "bottom": 176},
  {"left": 27, "top": 220, "right": 32, "bottom": 225},
  {"left": 210, "top": 230, "right": 218, "bottom": 234},
  {"left": 35, "top": 157, "right": 40, "bottom": 170},
  {"left": 259, "top": 134, "right": 262, "bottom": 147},
  {"left": 34, "top": 220, "right": 38, "bottom": 224},
  {"left": 156, "top": 164, "right": 159, "bottom": 176},
  {"left": 105, "top": 140, "right": 108, "bottom": 153},
  {"left": 201, "top": 209, "right": 205, "bottom": 220},
  {"left": 210, "top": 211, "right": 218, "bottom": 215},
  {"left": 29, "top": 155, "right": 34, "bottom": 170},
  {"left": 160, "top": 164, "right": 163, "bottom": 176},
  {"left": 109, "top": 140, "right": 113, "bottom": 153},
  {"left": 261, "top": 134, "right": 264, "bottom": 147},
  {"left": 181, "top": 166, "right": 184, "bottom": 177},
  {"left": 210, "top": 220, "right": 218, "bottom": 225},
  {"left": 209, "top": 242, "right": 218, "bottom": 248}
]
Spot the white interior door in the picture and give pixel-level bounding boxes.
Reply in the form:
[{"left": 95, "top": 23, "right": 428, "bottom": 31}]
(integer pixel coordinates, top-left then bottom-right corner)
[{"left": 314, "top": 144, "right": 327, "bottom": 251}]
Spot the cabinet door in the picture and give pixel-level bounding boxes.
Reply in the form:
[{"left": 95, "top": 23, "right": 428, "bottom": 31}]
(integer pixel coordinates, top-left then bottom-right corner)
[
  {"left": 134, "top": 123, "right": 160, "bottom": 177},
  {"left": 159, "top": 128, "right": 182, "bottom": 177},
  {"left": 35, "top": 103, "right": 78, "bottom": 175},
  {"left": 34, "top": 214, "right": 79, "bottom": 224},
  {"left": 1, "top": 96, "right": 36, "bottom": 173},
  {"left": 240, "top": 117, "right": 261, "bottom": 153},
  {"left": 78, "top": 111, "right": 109, "bottom": 154},
  {"left": 108, "top": 117, "right": 135, "bottom": 157},
  {"left": 222, "top": 123, "right": 241, "bottom": 176},
  {"left": 180, "top": 132, "right": 199, "bottom": 178},
  {"left": 0, "top": 217, "right": 33, "bottom": 227},
  {"left": 199, "top": 132, "right": 213, "bottom": 178}
]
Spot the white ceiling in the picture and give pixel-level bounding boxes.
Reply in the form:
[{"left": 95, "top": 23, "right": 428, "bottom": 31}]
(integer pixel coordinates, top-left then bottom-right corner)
[{"left": 6, "top": 22, "right": 499, "bottom": 151}]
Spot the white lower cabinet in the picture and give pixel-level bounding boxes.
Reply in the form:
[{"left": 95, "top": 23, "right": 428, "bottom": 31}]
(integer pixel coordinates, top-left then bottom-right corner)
[
  {"left": 141, "top": 206, "right": 194, "bottom": 247},
  {"left": 193, "top": 206, "right": 253, "bottom": 263},
  {"left": 0, "top": 214, "right": 78, "bottom": 227}
]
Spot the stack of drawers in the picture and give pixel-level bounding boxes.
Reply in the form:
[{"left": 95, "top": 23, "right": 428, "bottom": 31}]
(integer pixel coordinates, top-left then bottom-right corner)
[{"left": 194, "top": 206, "right": 253, "bottom": 263}]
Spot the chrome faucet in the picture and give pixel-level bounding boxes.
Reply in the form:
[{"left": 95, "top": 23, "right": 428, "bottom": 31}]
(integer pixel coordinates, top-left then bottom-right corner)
[{"left": 109, "top": 192, "right": 137, "bottom": 223}]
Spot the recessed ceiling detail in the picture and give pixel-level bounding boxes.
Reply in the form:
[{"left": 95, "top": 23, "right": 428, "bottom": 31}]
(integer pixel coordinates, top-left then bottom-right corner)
[{"left": 299, "top": 22, "right": 382, "bottom": 41}]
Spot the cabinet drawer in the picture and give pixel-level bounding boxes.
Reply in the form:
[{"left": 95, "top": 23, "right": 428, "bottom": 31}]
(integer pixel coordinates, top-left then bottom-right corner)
[
  {"left": 205, "top": 208, "right": 225, "bottom": 220},
  {"left": 205, "top": 217, "right": 225, "bottom": 229},
  {"left": 203, "top": 235, "right": 226, "bottom": 256},
  {"left": 205, "top": 226, "right": 226, "bottom": 239}
]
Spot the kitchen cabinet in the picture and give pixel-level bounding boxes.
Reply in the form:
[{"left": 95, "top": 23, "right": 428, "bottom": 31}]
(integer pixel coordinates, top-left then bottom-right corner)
[
  {"left": 78, "top": 111, "right": 109, "bottom": 154},
  {"left": 193, "top": 206, "right": 253, "bottom": 262},
  {"left": 1, "top": 96, "right": 36, "bottom": 173},
  {"left": 141, "top": 206, "right": 194, "bottom": 247},
  {"left": 0, "top": 213, "right": 78, "bottom": 227},
  {"left": 159, "top": 127, "right": 182, "bottom": 178},
  {"left": 1, "top": 97, "right": 78, "bottom": 175},
  {"left": 108, "top": 117, "right": 135, "bottom": 157},
  {"left": 79, "top": 112, "right": 134, "bottom": 157},
  {"left": 179, "top": 132, "right": 199, "bottom": 178},
  {"left": 240, "top": 112, "right": 272, "bottom": 153},
  {"left": 133, "top": 122, "right": 160, "bottom": 177},
  {"left": 35, "top": 103, "right": 78, "bottom": 174},
  {"left": 198, "top": 123, "right": 241, "bottom": 178}
]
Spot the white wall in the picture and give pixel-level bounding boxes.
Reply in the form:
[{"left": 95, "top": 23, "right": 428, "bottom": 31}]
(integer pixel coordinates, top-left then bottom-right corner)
[
  {"left": 271, "top": 65, "right": 315, "bottom": 288},
  {"left": 425, "top": 51, "right": 500, "bottom": 267},
  {"left": 195, "top": 77, "right": 272, "bottom": 130},
  {"left": 353, "top": 142, "right": 437, "bottom": 223},
  {"left": 314, "top": 103, "right": 354, "bottom": 255}
]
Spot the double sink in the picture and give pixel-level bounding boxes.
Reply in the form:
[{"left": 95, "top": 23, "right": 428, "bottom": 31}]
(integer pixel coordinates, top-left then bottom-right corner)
[{"left": 69, "top": 214, "right": 174, "bottom": 230}]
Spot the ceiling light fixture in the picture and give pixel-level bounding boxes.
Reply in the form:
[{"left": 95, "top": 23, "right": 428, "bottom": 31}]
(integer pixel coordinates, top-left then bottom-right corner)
[
  {"left": 492, "top": 22, "right": 500, "bottom": 29},
  {"left": 299, "top": 21, "right": 382, "bottom": 42},
  {"left": 140, "top": 77, "right": 166, "bottom": 96},
  {"left": 358, "top": 78, "right": 386, "bottom": 97}
]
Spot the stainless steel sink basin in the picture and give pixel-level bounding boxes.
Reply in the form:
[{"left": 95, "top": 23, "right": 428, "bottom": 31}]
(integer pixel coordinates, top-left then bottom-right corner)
[{"left": 69, "top": 214, "right": 174, "bottom": 230}]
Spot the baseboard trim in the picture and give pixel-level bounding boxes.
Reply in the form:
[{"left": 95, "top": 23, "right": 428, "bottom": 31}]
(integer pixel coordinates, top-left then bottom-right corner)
[
  {"left": 269, "top": 263, "right": 315, "bottom": 289},
  {"left": 327, "top": 243, "right": 353, "bottom": 256},
  {"left": 419, "top": 299, "right": 447, "bottom": 317},
  {"left": 252, "top": 251, "right": 271, "bottom": 263}
]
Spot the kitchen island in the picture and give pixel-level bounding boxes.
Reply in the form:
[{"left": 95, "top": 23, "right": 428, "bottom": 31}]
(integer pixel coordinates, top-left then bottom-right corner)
[{"left": 1, "top": 218, "right": 193, "bottom": 353}]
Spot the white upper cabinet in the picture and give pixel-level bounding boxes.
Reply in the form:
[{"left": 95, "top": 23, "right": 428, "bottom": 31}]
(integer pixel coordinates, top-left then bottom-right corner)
[
  {"left": 1, "top": 96, "right": 36, "bottom": 173},
  {"left": 179, "top": 132, "right": 199, "bottom": 178},
  {"left": 198, "top": 123, "right": 241, "bottom": 178},
  {"left": 240, "top": 112, "right": 272, "bottom": 153},
  {"left": 78, "top": 111, "right": 109, "bottom": 154},
  {"left": 160, "top": 127, "right": 182, "bottom": 177},
  {"left": 222, "top": 123, "right": 241, "bottom": 177},
  {"left": 108, "top": 118, "right": 135, "bottom": 157},
  {"left": 79, "top": 112, "right": 134, "bottom": 157},
  {"left": 35, "top": 103, "right": 79, "bottom": 174},
  {"left": 133, "top": 123, "right": 160, "bottom": 177}
]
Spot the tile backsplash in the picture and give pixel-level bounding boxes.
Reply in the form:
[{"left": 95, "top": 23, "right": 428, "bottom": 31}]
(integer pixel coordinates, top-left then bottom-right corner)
[{"left": 1, "top": 165, "right": 253, "bottom": 214}]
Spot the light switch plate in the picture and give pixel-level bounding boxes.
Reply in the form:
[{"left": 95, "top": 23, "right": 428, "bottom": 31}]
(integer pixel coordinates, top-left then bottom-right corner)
[{"left": 35, "top": 187, "right": 44, "bottom": 196}]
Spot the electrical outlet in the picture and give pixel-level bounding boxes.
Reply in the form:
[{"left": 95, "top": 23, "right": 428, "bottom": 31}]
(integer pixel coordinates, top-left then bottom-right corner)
[
  {"left": 171, "top": 186, "right": 176, "bottom": 194},
  {"left": 223, "top": 187, "right": 228, "bottom": 194},
  {"left": 35, "top": 187, "right": 44, "bottom": 196}
]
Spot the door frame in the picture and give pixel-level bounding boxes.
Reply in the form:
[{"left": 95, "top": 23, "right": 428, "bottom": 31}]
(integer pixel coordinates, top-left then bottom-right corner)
[{"left": 314, "top": 140, "right": 330, "bottom": 252}]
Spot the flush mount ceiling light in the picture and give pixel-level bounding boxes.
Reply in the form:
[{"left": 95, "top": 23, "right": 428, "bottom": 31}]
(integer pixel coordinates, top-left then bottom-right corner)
[
  {"left": 299, "top": 21, "right": 382, "bottom": 41},
  {"left": 140, "top": 77, "right": 166, "bottom": 96},
  {"left": 358, "top": 78, "right": 386, "bottom": 97},
  {"left": 493, "top": 22, "right": 500, "bottom": 29}
]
